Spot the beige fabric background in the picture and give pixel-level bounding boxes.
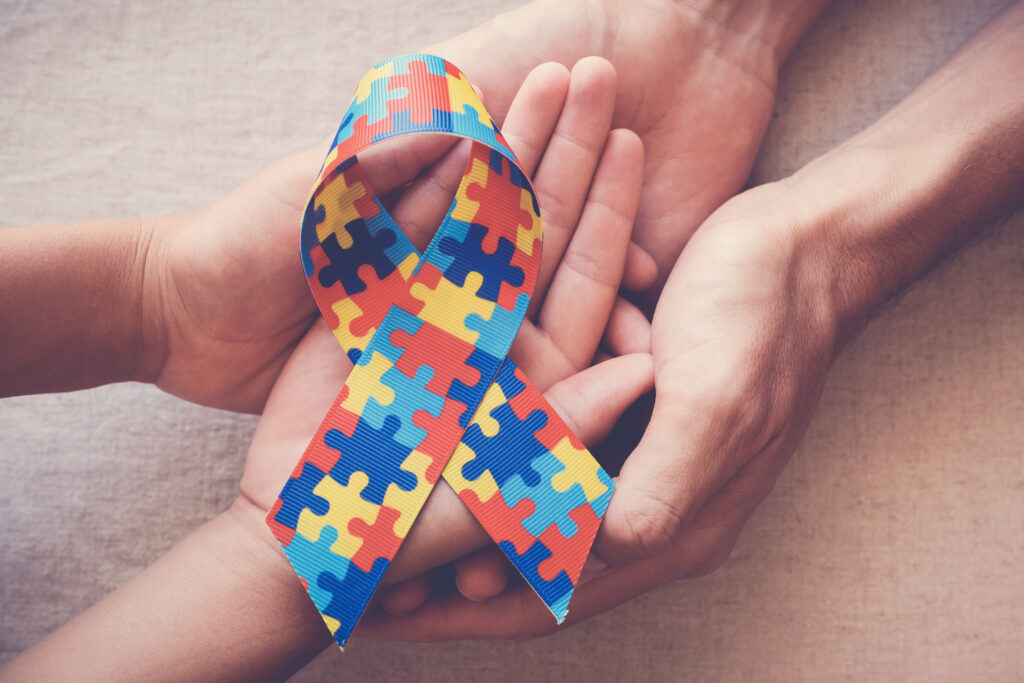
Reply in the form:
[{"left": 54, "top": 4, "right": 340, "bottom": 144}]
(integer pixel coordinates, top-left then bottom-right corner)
[{"left": 2, "top": 0, "right": 1022, "bottom": 680}]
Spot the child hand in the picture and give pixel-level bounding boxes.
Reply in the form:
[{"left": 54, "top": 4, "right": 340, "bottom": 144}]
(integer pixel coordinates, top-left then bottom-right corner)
[
  {"left": 141, "top": 120, "right": 467, "bottom": 412},
  {"left": 237, "top": 57, "right": 653, "bottom": 621}
]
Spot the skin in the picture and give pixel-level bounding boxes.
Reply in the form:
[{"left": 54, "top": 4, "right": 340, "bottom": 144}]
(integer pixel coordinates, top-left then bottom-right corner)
[
  {"left": 363, "top": 0, "right": 1024, "bottom": 640},
  {"left": 1, "top": 60, "right": 652, "bottom": 682},
  {"left": 5, "top": 0, "right": 1021, "bottom": 677}
]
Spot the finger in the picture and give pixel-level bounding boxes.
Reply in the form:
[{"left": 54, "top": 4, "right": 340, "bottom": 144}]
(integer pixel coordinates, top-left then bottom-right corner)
[
  {"left": 379, "top": 575, "right": 432, "bottom": 616},
  {"left": 528, "top": 57, "right": 618, "bottom": 317},
  {"left": 595, "top": 350, "right": 790, "bottom": 565},
  {"left": 603, "top": 296, "right": 652, "bottom": 356},
  {"left": 623, "top": 242, "right": 659, "bottom": 293},
  {"left": 390, "top": 139, "right": 473, "bottom": 251},
  {"left": 544, "top": 353, "right": 654, "bottom": 446},
  {"left": 454, "top": 547, "right": 511, "bottom": 601},
  {"left": 537, "top": 128, "right": 643, "bottom": 367},
  {"left": 354, "top": 132, "right": 459, "bottom": 195},
  {"left": 384, "top": 479, "right": 490, "bottom": 584},
  {"left": 499, "top": 62, "right": 571, "bottom": 175}
]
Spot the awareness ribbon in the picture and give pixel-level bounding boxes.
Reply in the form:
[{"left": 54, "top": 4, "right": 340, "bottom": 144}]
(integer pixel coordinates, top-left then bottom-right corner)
[{"left": 267, "top": 54, "right": 615, "bottom": 651}]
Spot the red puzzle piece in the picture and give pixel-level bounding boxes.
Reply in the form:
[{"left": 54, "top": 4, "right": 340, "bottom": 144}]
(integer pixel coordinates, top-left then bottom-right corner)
[
  {"left": 387, "top": 60, "right": 451, "bottom": 124},
  {"left": 411, "top": 400, "right": 472, "bottom": 483},
  {"left": 536, "top": 503, "right": 602, "bottom": 583},
  {"left": 349, "top": 505, "right": 404, "bottom": 573},
  {"left": 459, "top": 489, "right": 537, "bottom": 556},
  {"left": 391, "top": 320, "right": 479, "bottom": 395}
]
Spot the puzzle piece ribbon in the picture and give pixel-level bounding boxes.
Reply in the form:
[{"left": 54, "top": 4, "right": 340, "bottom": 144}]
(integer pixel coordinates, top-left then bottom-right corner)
[{"left": 267, "top": 54, "right": 615, "bottom": 651}]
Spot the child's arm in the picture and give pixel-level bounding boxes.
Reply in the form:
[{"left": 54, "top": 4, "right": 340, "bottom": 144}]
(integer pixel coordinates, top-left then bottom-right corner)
[
  {"left": 0, "top": 501, "right": 330, "bottom": 683},
  {"left": 0, "top": 217, "right": 170, "bottom": 398},
  {"left": 0, "top": 137, "right": 456, "bottom": 413}
]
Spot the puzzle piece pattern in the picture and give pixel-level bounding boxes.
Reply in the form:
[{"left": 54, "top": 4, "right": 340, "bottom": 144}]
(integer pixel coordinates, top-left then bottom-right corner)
[{"left": 269, "top": 54, "right": 614, "bottom": 651}]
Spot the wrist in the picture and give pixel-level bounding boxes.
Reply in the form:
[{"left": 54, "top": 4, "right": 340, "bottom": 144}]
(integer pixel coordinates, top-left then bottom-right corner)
[
  {"left": 776, "top": 137, "right": 995, "bottom": 350},
  {"left": 774, "top": 2, "right": 1024, "bottom": 350},
  {"left": 133, "top": 215, "right": 175, "bottom": 385},
  {"left": 0, "top": 217, "right": 166, "bottom": 396},
  {"left": 667, "top": 0, "right": 831, "bottom": 66}
]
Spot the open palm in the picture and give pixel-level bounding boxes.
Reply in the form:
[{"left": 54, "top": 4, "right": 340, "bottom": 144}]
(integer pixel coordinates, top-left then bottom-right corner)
[{"left": 238, "top": 59, "right": 654, "bottom": 592}]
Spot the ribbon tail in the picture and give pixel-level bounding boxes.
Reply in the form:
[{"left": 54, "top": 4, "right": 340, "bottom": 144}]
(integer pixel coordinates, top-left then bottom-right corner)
[{"left": 443, "top": 359, "right": 614, "bottom": 622}]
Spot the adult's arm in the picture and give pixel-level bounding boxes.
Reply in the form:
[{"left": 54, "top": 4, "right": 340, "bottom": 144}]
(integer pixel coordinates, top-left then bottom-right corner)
[{"left": 360, "top": 0, "right": 1024, "bottom": 640}]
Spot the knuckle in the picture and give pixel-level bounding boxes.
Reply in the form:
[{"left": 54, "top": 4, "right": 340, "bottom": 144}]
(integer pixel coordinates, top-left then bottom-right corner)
[
  {"left": 561, "top": 243, "right": 619, "bottom": 289},
  {"left": 619, "top": 491, "right": 687, "bottom": 559}
]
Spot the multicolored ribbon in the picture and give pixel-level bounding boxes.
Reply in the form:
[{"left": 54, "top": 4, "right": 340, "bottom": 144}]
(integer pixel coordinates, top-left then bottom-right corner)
[{"left": 267, "top": 54, "right": 614, "bottom": 651}]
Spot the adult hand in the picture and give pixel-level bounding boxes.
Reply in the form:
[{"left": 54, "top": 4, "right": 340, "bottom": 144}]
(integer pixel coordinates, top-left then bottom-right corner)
[
  {"left": 359, "top": 180, "right": 837, "bottom": 637},
  {"left": 348, "top": 0, "right": 830, "bottom": 618},
  {"left": 429, "top": 0, "right": 827, "bottom": 287},
  {"left": 360, "top": 0, "right": 1024, "bottom": 634}
]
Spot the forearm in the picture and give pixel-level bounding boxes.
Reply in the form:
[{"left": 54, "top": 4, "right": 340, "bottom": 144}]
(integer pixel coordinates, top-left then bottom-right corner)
[
  {"left": 0, "top": 218, "right": 168, "bottom": 396},
  {"left": 782, "top": 1, "right": 1024, "bottom": 345},
  {"left": 1, "top": 499, "right": 330, "bottom": 683}
]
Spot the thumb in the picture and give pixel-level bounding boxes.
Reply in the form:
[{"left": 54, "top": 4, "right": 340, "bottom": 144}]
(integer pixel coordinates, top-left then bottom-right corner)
[
  {"left": 543, "top": 353, "right": 654, "bottom": 447},
  {"left": 595, "top": 362, "right": 760, "bottom": 565}
]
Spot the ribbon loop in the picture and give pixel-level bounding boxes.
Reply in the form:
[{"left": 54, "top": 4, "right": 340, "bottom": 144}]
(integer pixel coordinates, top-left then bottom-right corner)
[{"left": 269, "top": 54, "right": 614, "bottom": 651}]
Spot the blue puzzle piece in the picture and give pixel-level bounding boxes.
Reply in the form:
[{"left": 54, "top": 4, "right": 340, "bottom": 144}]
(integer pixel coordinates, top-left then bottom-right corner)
[
  {"left": 465, "top": 292, "right": 530, "bottom": 359},
  {"left": 274, "top": 462, "right": 330, "bottom": 529},
  {"left": 283, "top": 525, "right": 352, "bottom": 611},
  {"left": 499, "top": 539, "right": 573, "bottom": 622},
  {"left": 300, "top": 199, "right": 327, "bottom": 276},
  {"left": 418, "top": 212, "right": 470, "bottom": 276},
  {"left": 324, "top": 415, "right": 417, "bottom": 505},
  {"left": 493, "top": 358, "right": 526, "bottom": 400},
  {"left": 461, "top": 402, "right": 548, "bottom": 487},
  {"left": 317, "top": 220, "right": 398, "bottom": 296},
  {"left": 501, "top": 451, "right": 590, "bottom": 538},
  {"left": 448, "top": 347, "right": 502, "bottom": 428},
  {"left": 438, "top": 223, "right": 524, "bottom": 303},
  {"left": 320, "top": 556, "right": 390, "bottom": 649},
  {"left": 361, "top": 199, "right": 418, "bottom": 268}
]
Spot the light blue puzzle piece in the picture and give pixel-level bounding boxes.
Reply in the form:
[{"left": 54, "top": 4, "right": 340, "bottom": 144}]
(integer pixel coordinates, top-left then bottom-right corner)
[
  {"left": 501, "top": 451, "right": 590, "bottom": 538},
  {"left": 284, "top": 525, "right": 353, "bottom": 612},
  {"left": 464, "top": 292, "right": 530, "bottom": 359},
  {"left": 387, "top": 53, "right": 448, "bottom": 77},
  {"left": 361, "top": 396, "right": 429, "bottom": 450},
  {"left": 589, "top": 468, "right": 615, "bottom": 517},
  {"left": 418, "top": 212, "right": 471, "bottom": 276},
  {"left": 450, "top": 104, "right": 515, "bottom": 164},
  {"left": 358, "top": 364, "right": 443, "bottom": 448}
]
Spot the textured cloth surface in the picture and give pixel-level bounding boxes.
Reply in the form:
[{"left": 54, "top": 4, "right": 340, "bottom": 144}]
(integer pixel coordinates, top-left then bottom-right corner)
[{"left": 1, "top": 0, "right": 1021, "bottom": 680}]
